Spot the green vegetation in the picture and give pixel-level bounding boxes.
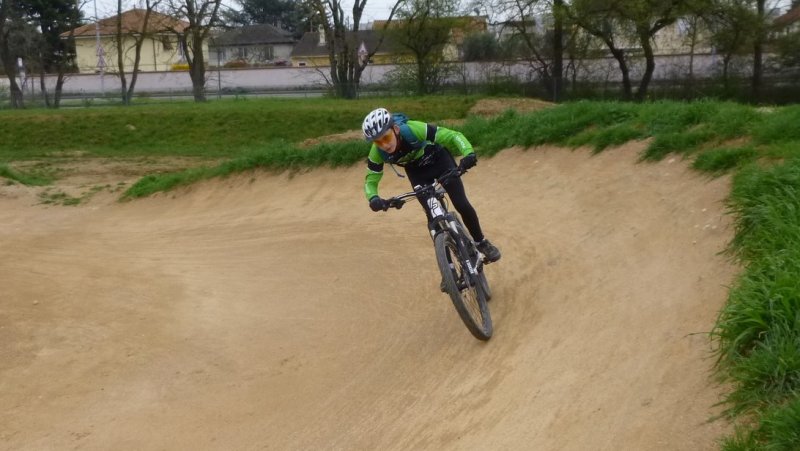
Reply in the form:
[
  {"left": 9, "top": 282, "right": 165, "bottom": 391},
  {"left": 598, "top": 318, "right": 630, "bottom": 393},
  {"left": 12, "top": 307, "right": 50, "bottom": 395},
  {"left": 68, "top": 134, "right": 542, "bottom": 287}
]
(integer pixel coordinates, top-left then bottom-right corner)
[
  {"left": 37, "top": 184, "right": 113, "bottom": 206},
  {"left": 0, "top": 96, "right": 476, "bottom": 160},
  {"left": 0, "top": 163, "right": 53, "bottom": 186},
  {"left": 122, "top": 140, "right": 371, "bottom": 199},
  {"left": 4, "top": 98, "right": 800, "bottom": 448},
  {"left": 457, "top": 100, "right": 797, "bottom": 162}
]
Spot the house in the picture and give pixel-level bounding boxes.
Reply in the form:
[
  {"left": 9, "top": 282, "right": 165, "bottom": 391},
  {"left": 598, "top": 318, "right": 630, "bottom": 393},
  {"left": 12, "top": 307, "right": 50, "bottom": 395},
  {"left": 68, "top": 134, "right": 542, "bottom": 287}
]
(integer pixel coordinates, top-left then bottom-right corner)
[
  {"left": 290, "top": 29, "right": 406, "bottom": 67},
  {"left": 497, "top": 14, "right": 714, "bottom": 57},
  {"left": 62, "top": 9, "right": 205, "bottom": 74},
  {"left": 209, "top": 24, "right": 296, "bottom": 67},
  {"left": 774, "top": 4, "right": 800, "bottom": 33},
  {"left": 373, "top": 15, "right": 488, "bottom": 61}
]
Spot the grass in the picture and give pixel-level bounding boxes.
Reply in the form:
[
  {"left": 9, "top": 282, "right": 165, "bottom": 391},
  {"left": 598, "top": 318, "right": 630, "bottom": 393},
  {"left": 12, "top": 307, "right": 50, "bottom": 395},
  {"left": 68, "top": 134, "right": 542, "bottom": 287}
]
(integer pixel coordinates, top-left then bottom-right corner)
[
  {"left": 0, "top": 163, "right": 53, "bottom": 186},
  {"left": 0, "top": 96, "right": 476, "bottom": 161},
  {"left": 693, "top": 146, "right": 758, "bottom": 174},
  {"left": 122, "top": 140, "right": 371, "bottom": 199},
  {"left": 5, "top": 98, "right": 800, "bottom": 449}
]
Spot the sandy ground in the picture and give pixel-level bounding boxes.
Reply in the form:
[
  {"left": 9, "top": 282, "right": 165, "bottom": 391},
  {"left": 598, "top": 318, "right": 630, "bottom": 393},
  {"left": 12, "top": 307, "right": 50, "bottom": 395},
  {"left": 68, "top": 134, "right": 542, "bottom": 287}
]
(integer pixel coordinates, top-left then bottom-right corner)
[{"left": 0, "top": 142, "right": 736, "bottom": 449}]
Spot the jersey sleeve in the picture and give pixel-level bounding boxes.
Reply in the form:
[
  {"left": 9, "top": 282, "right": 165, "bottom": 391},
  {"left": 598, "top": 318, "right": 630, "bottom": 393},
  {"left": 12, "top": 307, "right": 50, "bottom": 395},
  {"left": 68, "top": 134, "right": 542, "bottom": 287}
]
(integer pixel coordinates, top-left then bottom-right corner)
[
  {"left": 364, "top": 144, "right": 384, "bottom": 200},
  {"left": 432, "top": 124, "right": 474, "bottom": 156}
]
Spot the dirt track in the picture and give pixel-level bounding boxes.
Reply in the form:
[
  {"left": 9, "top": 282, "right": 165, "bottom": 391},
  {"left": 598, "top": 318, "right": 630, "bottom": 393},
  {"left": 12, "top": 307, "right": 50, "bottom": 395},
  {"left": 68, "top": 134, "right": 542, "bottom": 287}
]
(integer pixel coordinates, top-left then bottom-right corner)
[{"left": 1, "top": 143, "right": 736, "bottom": 449}]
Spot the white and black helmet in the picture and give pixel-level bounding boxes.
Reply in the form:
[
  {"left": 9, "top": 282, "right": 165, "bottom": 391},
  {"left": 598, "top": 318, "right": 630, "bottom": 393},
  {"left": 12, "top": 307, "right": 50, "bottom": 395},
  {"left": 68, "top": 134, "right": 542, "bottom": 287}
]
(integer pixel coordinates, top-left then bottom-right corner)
[{"left": 362, "top": 107, "right": 394, "bottom": 142}]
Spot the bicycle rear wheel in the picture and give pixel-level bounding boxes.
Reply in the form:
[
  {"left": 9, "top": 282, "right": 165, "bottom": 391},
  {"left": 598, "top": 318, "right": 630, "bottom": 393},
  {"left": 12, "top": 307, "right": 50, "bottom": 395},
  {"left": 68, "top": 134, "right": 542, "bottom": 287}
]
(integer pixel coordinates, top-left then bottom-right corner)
[{"left": 435, "top": 231, "right": 492, "bottom": 340}]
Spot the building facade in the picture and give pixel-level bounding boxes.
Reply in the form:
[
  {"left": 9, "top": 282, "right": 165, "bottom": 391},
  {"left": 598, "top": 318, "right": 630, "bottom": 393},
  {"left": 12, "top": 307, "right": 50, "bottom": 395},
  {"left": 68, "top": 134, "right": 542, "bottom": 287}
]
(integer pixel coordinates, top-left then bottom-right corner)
[{"left": 63, "top": 9, "right": 207, "bottom": 74}]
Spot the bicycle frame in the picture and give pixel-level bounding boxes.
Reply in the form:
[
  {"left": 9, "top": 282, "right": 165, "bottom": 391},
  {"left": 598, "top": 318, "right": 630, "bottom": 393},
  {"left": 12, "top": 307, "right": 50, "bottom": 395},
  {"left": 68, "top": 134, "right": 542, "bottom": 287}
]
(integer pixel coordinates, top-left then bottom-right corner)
[
  {"left": 388, "top": 171, "right": 484, "bottom": 277},
  {"left": 385, "top": 169, "right": 493, "bottom": 340}
]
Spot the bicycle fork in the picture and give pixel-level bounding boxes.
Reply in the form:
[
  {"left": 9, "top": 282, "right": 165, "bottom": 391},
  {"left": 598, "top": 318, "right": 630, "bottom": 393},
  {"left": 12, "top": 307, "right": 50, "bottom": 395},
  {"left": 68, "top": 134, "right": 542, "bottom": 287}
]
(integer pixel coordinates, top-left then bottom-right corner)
[{"left": 425, "top": 195, "right": 484, "bottom": 288}]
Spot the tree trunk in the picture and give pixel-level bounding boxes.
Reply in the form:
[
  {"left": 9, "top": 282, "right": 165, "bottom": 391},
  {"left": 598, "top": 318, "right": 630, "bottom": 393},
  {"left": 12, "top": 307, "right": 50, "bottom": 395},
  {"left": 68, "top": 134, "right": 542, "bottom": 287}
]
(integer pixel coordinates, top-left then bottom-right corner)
[
  {"left": 330, "top": 52, "right": 362, "bottom": 99},
  {"left": 752, "top": 0, "right": 765, "bottom": 101},
  {"left": 54, "top": 73, "right": 65, "bottom": 108},
  {"left": 0, "top": 44, "right": 24, "bottom": 108},
  {"left": 687, "top": 17, "right": 697, "bottom": 96},
  {"left": 187, "top": 33, "right": 207, "bottom": 102},
  {"left": 39, "top": 71, "right": 50, "bottom": 108},
  {"left": 552, "top": 0, "right": 564, "bottom": 102},
  {"left": 722, "top": 53, "right": 732, "bottom": 90},
  {"left": 417, "top": 59, "right": 426, "bottom": 95},
  {"left": 608, "top": 46, "right": 632, "bottom": 100},
  {"left": 0, "top": 0, "right": 23, "bottom": 108},
  {"left": 116, "top": 0, "right": 130, "bottom": 105},
  {"left": 635, "top": 27, "right": 656, "bottom": 101}
]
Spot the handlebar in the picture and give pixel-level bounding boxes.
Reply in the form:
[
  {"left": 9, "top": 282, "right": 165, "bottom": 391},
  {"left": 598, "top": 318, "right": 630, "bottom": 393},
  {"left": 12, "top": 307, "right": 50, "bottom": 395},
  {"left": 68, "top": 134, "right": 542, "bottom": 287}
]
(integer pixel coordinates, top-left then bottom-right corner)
[{"left": 384, "top": 168, "right": 464, "bottom": 210}]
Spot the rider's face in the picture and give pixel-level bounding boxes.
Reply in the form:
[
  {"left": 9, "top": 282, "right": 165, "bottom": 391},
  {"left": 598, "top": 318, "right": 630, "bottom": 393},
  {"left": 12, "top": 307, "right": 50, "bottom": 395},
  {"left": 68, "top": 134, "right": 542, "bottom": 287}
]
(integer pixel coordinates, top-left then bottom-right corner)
[{"left": 374, "top": 126, "right": 398, "bottom": 153}]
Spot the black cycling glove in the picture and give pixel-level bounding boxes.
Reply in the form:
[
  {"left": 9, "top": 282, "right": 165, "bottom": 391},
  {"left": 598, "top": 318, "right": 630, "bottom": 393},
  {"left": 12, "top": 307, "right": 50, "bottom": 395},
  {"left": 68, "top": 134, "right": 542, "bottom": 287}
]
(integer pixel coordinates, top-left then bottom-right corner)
[
  {"left": 459, "top": 153, "right": 477, "bottom": 171},
  {"left": 369, "top": 196, "right": 388, "bottom": 212}
]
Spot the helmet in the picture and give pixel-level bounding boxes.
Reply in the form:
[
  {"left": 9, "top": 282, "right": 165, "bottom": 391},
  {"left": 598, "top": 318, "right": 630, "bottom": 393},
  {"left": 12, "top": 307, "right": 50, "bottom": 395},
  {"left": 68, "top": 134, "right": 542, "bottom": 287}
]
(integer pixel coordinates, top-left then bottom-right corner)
[{"left": 362, "top": 107, "right": 394, "bottom": 142}]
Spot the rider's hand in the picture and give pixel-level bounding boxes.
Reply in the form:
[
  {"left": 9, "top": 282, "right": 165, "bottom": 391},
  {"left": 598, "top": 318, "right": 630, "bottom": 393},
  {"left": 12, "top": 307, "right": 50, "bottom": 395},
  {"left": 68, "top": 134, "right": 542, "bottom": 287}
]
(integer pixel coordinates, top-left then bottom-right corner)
[
  {"left": 459, "top": 153, "right": 477, "bottom": 172},
  {"left": 369, "top": 196, "right": 388, "bottom": 212}
]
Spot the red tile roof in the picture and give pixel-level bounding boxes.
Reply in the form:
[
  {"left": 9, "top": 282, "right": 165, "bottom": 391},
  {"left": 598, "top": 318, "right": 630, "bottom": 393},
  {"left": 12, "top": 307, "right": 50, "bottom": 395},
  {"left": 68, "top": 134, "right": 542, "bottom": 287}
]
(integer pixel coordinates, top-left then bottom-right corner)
[
  {"left": 775, "top": 5, "right": 800, "bottom": 27},
  {"left": 62, "top": 9, "right": 188, "bottom": 38}
]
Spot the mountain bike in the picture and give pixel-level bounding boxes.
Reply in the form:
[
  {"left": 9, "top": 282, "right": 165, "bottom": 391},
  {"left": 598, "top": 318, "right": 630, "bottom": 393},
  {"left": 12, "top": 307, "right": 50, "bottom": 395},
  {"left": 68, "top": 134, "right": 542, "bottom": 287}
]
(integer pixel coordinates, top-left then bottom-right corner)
[{"left": 386, "top": 169, "right": 493, "bottom": 341}]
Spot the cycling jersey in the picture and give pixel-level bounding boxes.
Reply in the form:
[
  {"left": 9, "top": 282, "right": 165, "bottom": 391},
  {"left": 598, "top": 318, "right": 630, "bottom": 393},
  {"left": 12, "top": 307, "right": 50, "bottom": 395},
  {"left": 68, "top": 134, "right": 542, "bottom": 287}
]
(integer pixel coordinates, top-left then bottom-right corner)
[{"left": 364, "top": 120, "right": 474, "bottom": 200}]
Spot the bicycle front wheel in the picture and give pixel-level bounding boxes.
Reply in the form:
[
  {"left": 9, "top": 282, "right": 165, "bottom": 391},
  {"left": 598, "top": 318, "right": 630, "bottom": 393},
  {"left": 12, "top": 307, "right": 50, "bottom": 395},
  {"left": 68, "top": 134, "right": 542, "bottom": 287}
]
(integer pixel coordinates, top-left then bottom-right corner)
[{"left": 435, "top": 232, "right": 492, "bottom": 340}]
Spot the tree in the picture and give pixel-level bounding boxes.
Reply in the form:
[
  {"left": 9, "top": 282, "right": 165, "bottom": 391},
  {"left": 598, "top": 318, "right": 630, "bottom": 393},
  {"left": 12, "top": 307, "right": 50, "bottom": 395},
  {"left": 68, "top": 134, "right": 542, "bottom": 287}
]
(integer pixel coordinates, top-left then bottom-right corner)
[
  {"left": 307, "top": 0, "right": 403, "bottom": 98},
  {"left": 21, "top": 0, "right": 81, "bottom": 108},
  {"left": 228, "top": 0, "right": 289, "bottom": 26},
  {"left": 222, "top": 0, "right": 315, "bottom": 37},
  {"left": 113, "top": 2, "right": 162, "bottom": 105},
  {"left": 552, "top": 0, "right": 563, "bottom": 100},
  {"left": 166, "top": 0, "right": 223, "bottom": 101},
  {"left": 774, "top": 29, "right": 800, "bottom": 69},
  {"left": 569, "top": 0, "right": 685, "bottom": 101},
  {"left": 387, "top": 0, "right": 460, "bottom": 95},
  {"left": 750, "top": 0, "right": 769, "bottom": 100},
  {"left": 462, "top": 31, "right": 501, "bottom": 61},
  {"left": 0, "top": 0, "right": 26, "bottom": 108},
  {"left": 702, "top": 0, "right": 758, "bottom": 90},
  {"left": 493, "top": 0, "right": 566, "bottom": 101}
]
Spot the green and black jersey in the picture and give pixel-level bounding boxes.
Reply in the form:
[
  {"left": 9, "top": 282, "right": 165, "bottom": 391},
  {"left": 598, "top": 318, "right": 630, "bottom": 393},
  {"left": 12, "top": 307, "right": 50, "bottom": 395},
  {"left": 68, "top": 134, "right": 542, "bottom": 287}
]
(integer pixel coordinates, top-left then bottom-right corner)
[{"left": 364, "top": 120, "right": 474, "bottom": 200}]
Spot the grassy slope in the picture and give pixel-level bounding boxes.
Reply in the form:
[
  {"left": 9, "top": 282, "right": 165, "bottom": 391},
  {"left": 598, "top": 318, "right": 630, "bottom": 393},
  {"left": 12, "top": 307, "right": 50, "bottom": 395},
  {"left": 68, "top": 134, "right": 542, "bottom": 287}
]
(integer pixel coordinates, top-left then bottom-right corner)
[
  {"left": 0, "top": 96, "right": 476, "bottom": 160},
  {"left": 3, "top": 98, "right": 800, "bottom": 449}
]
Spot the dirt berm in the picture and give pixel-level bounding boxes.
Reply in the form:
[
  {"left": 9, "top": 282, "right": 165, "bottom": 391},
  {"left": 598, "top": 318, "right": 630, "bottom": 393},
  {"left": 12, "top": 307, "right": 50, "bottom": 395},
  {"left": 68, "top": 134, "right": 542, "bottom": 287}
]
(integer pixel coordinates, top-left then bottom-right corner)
[{"left": 1, "top": 143, "right": 736, "bottom": 449}]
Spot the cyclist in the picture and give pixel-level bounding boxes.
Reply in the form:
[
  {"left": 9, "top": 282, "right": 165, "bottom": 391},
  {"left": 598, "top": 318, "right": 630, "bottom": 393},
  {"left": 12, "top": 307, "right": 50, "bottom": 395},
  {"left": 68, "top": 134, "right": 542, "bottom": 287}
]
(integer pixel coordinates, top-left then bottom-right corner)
[{"left": 362, "top": 107, "right": 501, "bottom": 264}]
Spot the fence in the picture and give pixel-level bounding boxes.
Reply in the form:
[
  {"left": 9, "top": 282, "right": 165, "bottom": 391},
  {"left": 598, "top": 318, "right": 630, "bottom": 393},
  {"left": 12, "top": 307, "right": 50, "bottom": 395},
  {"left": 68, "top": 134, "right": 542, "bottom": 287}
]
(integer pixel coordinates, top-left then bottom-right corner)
[{"left": 1, "top": 54, "right": 798, "bottom": 106}]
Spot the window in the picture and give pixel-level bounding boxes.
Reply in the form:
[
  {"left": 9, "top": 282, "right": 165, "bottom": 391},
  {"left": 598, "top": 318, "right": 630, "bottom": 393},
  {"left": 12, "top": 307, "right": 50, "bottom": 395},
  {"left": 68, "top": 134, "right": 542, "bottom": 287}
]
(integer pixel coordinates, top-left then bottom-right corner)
[{"left": 261, "top": 45, "right": 275, "bottom": 61}]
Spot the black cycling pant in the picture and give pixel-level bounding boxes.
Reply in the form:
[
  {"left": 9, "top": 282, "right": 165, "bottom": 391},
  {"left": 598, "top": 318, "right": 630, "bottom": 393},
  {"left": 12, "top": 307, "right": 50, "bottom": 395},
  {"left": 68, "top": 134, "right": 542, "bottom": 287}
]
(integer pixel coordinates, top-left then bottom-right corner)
[{"left": 405, "top": 147, "right": 485, "bottom": 243}]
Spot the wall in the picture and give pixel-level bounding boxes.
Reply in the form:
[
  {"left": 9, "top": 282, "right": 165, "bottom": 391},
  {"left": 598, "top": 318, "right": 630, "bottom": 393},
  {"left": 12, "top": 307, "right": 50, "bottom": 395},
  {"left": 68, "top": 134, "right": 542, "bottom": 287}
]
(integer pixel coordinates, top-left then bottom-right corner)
[
  {"left": 73, "top": 35, "right": 208, "bottom": 74},
  {"left": 0, "top": 54, "right": 758, "bottom": 96}
]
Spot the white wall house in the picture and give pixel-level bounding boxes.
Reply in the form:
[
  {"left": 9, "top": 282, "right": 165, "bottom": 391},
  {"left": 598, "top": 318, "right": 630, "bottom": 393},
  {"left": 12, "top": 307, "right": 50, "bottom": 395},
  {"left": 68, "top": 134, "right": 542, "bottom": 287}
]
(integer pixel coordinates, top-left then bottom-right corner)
[
  {"left": 62, "top": 9, "right": 208, "bottom": 74},
  {"left": 209, "top": 24, "right": 296, "bottom": 67}
]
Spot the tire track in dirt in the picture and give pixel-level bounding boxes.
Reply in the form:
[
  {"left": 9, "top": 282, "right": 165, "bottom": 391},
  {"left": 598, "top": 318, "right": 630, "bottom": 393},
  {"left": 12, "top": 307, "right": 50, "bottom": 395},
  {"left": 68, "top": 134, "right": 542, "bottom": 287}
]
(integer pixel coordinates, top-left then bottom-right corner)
[{"left": 1, "top": 143, "right": 735, "bottom": 449}]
